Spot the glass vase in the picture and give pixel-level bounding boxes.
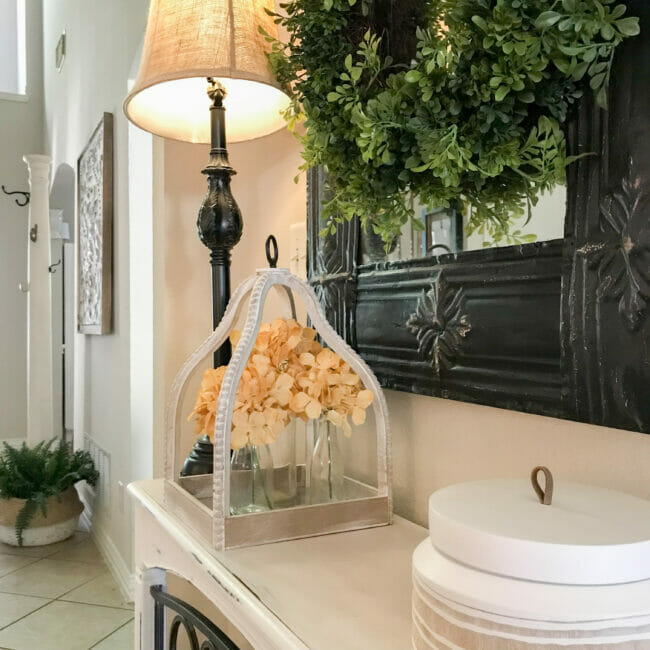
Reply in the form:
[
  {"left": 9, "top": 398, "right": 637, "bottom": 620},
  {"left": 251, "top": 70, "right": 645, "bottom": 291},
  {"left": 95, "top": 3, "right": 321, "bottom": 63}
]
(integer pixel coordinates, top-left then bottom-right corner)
[
  {"left": 267, "top": 420, "right": 297, "bottom": 509},
  {"left": 309, "top": 416, "right": 345, "bottom": 504},
  {"left": 230, "top": 443, "right": 273, "bottom": 515}
]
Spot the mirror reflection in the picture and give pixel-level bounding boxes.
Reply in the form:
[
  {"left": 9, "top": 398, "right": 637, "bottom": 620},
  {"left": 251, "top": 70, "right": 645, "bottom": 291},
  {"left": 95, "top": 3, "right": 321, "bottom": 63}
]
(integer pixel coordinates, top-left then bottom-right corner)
[{"left": 360, "top": 185, "right": 566, "bottom": 264}]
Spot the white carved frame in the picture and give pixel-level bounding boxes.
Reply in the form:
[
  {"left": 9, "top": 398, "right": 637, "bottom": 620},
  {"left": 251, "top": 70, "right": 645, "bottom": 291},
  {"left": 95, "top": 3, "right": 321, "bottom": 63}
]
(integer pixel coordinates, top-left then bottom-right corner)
[{"left": 165, "top": 268, "right": 392, "bottom": 551}]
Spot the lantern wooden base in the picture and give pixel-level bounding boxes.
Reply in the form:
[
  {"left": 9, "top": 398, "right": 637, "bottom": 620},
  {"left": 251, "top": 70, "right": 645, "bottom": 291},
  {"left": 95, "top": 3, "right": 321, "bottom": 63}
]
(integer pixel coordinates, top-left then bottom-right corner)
[{"left": 164, "top": 471, "right": 390, "bottom": 550}]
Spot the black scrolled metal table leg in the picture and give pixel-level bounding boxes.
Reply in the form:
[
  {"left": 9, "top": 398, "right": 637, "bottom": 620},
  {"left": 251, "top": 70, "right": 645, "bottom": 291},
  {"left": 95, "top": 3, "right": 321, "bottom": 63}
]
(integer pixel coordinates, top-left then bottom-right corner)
[
  {"left": 153, "top": 585, "right": 166, "bottom": 650},
  {"left": 150, "top": 585, "right": 239, "bottom": 650}
]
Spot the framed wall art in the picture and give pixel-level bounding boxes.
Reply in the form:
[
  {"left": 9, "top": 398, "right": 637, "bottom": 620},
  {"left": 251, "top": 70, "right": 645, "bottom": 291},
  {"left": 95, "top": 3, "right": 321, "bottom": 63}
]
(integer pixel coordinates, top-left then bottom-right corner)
[{"left": 77, "top": 112, "right": 113, "bottom": 334}]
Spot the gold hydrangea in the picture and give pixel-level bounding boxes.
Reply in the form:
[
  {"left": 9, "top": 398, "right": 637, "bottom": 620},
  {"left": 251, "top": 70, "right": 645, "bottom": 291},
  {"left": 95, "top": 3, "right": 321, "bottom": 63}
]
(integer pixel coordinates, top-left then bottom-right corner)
[{"left": 189, "top": 318, "right": 374, "bottom": 449}]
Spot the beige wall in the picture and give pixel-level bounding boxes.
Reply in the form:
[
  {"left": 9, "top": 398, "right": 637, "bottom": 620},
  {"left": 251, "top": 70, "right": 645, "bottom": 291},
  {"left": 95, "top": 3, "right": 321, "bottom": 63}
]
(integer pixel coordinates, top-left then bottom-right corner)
[
  {"left": 158, "top": 129, "right": 307, "bottom": 472},
  {"left": 348, "top": 391, "right": 650, "bottom": 528},
  {"left": 161, "top": 130, "right": 650, "bottom": 529},
  {"left": 0, "top": 0, "right": 43, "bottom": 439}
]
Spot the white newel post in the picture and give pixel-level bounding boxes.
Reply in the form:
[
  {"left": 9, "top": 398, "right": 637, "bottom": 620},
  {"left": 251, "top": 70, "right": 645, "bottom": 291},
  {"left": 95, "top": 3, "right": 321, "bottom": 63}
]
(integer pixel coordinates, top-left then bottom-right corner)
[{"left": 23, "top": 154, "right": 54, "bottom": 445}]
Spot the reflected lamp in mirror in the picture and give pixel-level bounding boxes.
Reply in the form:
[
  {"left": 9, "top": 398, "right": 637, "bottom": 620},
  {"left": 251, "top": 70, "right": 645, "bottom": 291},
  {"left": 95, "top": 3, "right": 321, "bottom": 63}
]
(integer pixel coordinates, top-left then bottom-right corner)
[{"left": 124, "top": 0, "right": 290, "bottom": 368}]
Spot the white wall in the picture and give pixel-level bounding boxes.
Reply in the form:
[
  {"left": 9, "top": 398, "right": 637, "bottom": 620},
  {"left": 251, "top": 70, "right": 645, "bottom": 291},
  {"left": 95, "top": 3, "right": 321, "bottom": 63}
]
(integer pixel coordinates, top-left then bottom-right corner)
[
  {"left": 42, "top": 0, "right": 150, "bottom": 573},
  {"left": 0, "top": 0, "right": 43, "bottom": 439}
]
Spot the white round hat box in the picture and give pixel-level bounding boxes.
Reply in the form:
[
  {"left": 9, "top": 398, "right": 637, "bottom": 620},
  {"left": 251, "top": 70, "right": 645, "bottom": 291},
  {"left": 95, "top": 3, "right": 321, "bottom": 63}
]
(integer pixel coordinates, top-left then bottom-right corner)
[{"left": 412, "top": 468, "right": 650, "bottom": 649}]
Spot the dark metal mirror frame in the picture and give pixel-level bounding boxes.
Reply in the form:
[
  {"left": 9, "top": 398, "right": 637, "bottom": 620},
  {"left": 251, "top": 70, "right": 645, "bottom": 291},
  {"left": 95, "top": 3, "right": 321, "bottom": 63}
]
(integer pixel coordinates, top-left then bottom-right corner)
[{"left": 307, "top": 1, "right": 649, "bottom": 434}]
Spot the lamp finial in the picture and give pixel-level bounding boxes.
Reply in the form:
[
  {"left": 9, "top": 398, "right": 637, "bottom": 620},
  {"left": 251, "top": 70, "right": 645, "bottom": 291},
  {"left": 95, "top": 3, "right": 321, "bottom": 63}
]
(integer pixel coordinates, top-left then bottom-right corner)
[{"left": 207, "top": 77, "right": 227, "bottom": 107}]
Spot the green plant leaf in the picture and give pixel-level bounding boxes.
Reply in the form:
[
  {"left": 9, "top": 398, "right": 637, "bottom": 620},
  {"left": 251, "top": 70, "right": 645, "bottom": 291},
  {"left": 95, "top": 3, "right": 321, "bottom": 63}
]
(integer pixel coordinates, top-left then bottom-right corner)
[
  {"left": 535, "top": 11, "right": 561, "bottom": 29},
  {"left": 405, "top": 70, "right": 422, "bottom": 83},
  {"left": 590, "top": 72, "right": 606, "bottom": 90},
  {"left": 616, "top": 17, "right": 640, "bottom": 36},
  {"left": 263, "top": 0, "right": 639, "bottom": 245},
  {"left": 471, "top": 15, "right": 488, "bottom": 32}
]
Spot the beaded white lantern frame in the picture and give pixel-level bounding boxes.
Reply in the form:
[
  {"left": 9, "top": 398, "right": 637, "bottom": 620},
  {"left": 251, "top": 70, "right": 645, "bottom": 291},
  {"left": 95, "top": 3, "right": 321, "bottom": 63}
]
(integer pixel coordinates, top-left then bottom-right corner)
[{"left": 164, "top": 268, "right": 392, "bottom": 550}]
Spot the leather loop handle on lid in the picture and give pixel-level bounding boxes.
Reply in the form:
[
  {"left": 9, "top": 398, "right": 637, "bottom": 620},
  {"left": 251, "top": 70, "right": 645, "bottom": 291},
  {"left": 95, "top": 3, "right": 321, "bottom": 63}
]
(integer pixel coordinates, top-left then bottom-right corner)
[{"left": 531, "top": 466, "right": 554, "bottom": 505}]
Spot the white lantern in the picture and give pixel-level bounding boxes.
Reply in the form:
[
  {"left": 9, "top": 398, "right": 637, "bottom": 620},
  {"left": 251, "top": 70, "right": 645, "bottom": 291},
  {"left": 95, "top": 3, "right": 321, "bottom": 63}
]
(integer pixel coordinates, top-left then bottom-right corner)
[{"left": 164, "top": 268, "right": 392, "bottom": 550}]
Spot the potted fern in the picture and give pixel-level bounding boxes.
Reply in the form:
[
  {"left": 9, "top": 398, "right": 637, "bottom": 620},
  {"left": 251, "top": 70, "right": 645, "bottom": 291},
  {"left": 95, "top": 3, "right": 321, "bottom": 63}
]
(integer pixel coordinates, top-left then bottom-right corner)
[{"left": 0, "top": 439, "right": 98, "bottom": 546}]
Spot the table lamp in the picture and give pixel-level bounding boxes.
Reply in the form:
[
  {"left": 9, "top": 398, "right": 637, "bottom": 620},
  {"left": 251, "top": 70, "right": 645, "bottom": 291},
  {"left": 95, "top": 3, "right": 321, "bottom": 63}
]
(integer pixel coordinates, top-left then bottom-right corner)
[{"left": 124, "top": 0, "right": 290, "bottom": 366}]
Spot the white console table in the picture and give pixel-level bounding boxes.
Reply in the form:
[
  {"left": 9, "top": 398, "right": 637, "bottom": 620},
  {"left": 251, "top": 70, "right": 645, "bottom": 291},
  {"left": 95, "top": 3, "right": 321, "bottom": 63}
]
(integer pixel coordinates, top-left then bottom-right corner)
[{"left": 129, "top": 479, "right": 427, "bottom": 649}]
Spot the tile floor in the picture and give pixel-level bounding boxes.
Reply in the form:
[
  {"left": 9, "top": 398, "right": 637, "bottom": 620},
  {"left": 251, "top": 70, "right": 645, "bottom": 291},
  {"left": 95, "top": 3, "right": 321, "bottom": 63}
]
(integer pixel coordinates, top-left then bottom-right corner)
[{"left": 0, "top": 531, "right": 133, "bottom": 649}]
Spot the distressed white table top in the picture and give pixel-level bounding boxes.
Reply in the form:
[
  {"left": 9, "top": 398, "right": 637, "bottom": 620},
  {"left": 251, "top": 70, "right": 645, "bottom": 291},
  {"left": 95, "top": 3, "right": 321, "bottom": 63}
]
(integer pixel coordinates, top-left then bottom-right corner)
[{"left": 131, "top": 479, "right": 426, "bottom": 649}]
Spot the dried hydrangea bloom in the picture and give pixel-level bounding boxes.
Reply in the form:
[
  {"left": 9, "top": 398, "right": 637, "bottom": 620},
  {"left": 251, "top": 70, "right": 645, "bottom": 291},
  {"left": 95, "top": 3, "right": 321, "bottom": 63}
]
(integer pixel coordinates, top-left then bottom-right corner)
[
  {"left": 290, "top": 349, "right": 374, "bottom": 436},
  {"left": 189, "top": 318, "right": 374, "bottom": 449},
  {"left": 187, "top": 366, "right": 227, "bottom": 437}
]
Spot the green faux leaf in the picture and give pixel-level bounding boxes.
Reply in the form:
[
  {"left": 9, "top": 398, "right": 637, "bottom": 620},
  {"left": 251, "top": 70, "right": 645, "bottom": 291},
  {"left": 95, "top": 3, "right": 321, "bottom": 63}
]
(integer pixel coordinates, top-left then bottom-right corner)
[
  {"left": 558, "top": 44, "right": 582, "bottom": 56},
  {"left": 616, "top": 17, "right": 640, "bottom": 36},
  {"left": 572, "top": 61, "right": 589, "bottom": 80},
  {"left": 265, "top": 0, "right": 639, "bottom": 246},
  {"left": 471, "top": 15, "right": 489, "bottom": 32},
  {"left": 589, "top": 72, "right": 606, "bottom": 90},
  {"left": 405, "top": 70, "right": 422, "bottom": 83},
  {"left": 535, "top": 11, "right": 561, "bottom": 29},
  {"left": 600, "top": 23, "right": 615, "bottom": 40}
]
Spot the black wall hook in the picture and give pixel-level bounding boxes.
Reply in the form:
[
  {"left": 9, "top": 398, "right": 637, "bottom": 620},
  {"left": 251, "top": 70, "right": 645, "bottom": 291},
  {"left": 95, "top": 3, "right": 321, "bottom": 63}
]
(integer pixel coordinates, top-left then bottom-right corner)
[
  {"left": 2, "top": 185, "right": 30, "bottom": 207},
  {"left": 48, "top": 259, "right": 62, "bottom": 274}
]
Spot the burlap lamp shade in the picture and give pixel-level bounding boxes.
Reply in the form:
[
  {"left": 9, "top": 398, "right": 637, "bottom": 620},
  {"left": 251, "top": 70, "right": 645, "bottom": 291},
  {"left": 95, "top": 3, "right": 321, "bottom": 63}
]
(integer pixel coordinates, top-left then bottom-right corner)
[{"left": 124, "top": 0, "right": 289, "bottom": 143}]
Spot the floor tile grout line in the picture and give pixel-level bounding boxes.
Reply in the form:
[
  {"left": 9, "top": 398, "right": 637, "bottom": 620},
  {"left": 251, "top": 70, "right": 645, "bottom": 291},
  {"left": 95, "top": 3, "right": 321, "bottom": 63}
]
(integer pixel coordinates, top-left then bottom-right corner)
[
  {"left": 0, "top": 557, "right": 108, "bottom": 601},
  {"left": 0, "top": 556, "right": 103, "bottom": 572},
  {"left": 56, "top": 596, "right": 133, "bottom": 611},
  {"left": 0, "top": 535, "right": 135, "bottom": 646},
  {"left": 0, "top": 555, "right": 41, "bottom": 579},
  {"left": 0, "top": 568, "right": 106, "bottom": 600},
  {"left": 88, "top": 616, "right": 135, "bottom": 649},
  {"left": 54, "top": 567, "right": 111, "bottom": 600},
  {"left": 0, "top": 597, "right": 54, "bottom": 632}
]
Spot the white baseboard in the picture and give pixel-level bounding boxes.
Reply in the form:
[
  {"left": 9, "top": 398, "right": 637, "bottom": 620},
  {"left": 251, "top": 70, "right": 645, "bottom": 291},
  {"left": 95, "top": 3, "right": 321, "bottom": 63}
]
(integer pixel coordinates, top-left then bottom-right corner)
[{"left": 79, "top": 492, "right": 134, "bottom": 602}]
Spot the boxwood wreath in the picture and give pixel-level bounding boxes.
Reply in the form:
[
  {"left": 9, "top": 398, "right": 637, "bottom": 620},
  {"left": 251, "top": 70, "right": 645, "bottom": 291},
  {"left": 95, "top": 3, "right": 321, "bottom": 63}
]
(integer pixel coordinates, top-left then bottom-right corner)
[{"left": 263, "top": 0, "right": 640, "bottom": 247}]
